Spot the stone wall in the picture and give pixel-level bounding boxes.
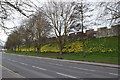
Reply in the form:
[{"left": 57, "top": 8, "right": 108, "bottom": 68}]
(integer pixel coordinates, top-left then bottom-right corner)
[
  {"left": 94, "top": 25, "right": 119, "bottom": 38},
  {"left": 45, "top": 25, "right": 119, "bottom": 43}
]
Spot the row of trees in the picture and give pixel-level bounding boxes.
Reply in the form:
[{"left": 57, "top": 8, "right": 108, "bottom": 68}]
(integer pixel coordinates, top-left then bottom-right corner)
[
  {"left": 5, "top": 12, "right": 51, "bottom": 53},
  {"left": 4, "top": 1, "right": 120, "bottom": 57}
]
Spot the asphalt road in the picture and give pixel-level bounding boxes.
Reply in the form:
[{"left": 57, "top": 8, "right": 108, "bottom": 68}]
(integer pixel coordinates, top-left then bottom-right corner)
[{"left": 1, "top": 52, "right": 119, "bottom": 79}]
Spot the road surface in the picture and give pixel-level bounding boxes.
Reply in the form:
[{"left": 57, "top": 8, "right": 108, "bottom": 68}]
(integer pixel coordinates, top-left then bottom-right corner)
[{"left": 1, "top": 52, "right": 119, "bottom": 79}]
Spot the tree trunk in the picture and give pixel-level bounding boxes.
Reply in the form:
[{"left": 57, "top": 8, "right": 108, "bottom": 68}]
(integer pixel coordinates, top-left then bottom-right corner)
[
  {"left": 19, "top": 45, "right": 21, "bottom": 52},
  {"left": 18, "top": 45, "right": 19, "bottom": 52},
  {"left": 83, "top": 40, "right": 86, "bottom": 57},
  {"left": 64, "top": 25, "right": 68, "bottom": 42},
  {"left": 59, "top": 44, "right": 62, "bottom": 55},
  {"left": 15, "top": 47, "right": 16, "bottom": 53},
  {"left": 37, "top": 48, "right": 39, "bottom": 55},
  {"left": 58, "top": 36, "right": 63, "bottom": 55},
  {"left": 37, "top": 47, "right": 40, "bottom": 55},
  {"left": 81, "top": 3, "right": 86, "bottom": 58},
  {"left": 34, "top": 46, "right": 36, "bottom": 53},
  {"left": 29, "top": 46, "right": 30, "bottom": 52},
  {"left": 64, "top": 34, "right": 68, "bottom": 45},
  {"left": 26, "top": 47, "right": 27, "bottom": 52},
  {"left": 39, "top": 44, "right": 41, "bottom": 53},
  {"left": 81, "top": 32, "right": 86, "bottom": 57},
  {"left": 26, "top": 47, "right": 27, "bottom": 54}
]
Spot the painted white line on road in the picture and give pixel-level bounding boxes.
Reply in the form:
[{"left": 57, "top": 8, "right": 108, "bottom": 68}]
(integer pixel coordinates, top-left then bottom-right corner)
[
  {"left": 35, "top": 61, "right": 46, "bottom": 63},
  {"left": 55, "top": 64, "right": 63, "bottom": 66},
  {"left": 8, "top": 59, "right": 28, "bottom": 66},
  {"left": 109, "top": 73, "right": 118, "bottom": 76},
  {"left": 5, "top": 53, "right": 118, "bottom": 68},
  {"left": 11, "top": 60, "right": 18, "bottom": 63},
  {"left": 20, "top": 62, "right": 28, "bottom": 66},
  {"left": 7, "top": 59, "right": 18, "bottom": 63},
  {"left": 8, "top": 59, "right": 11, "bottom": 61},
  {"left": 32, "top": 66, "right": 46, "bottom": 70},
  {"left": 56, "top": 72, "right": 77, "bottom": 78},
  {"left": 10, "top": 54, "right": 14, "bottom": 55},
  {"left": 17, "top": 55, "right": 24, "bottom": 57},
  {"left": 48, "top": 63, "right": 55, "bottom": 65},
  {"left": 72, "top": 67, "right": 96, "bottom": 72},
  {"left": 49, "top": 63, "right": 63, "bottom": 66}
]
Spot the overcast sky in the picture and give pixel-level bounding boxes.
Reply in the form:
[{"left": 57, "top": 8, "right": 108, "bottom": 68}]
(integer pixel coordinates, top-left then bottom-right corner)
[{"left": 0, "top": 0, "right": 119, "bottom": 46}]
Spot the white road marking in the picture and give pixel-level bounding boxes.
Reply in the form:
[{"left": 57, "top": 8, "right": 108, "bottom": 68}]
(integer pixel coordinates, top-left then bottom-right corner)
[
  {"left": 109, "top": 73, "right": 118, "bottom": 76},
  {"left": 5, "top": 53, "right": 119, "bottom": 68},
  {"left": 20, "top": 62, "right": 28, "bottom": 66},
  {"left": 36, "top": 61, "right": 46, "bottom": 63},
  {"left": 49, "top": 63, "right": 63, "bottom": 66},
  {"left": 72, "top": 67, "right": 96, "bottom": 72},
  {"left": 11, "top": 60, "right": 18, "bottom": 62},
  {"left": 56, "top": 72, "right": 77, "bottom": 78},
  {"left": 49, "top": 63, "right": 54, "bottom": 65},
  {"left": 55, "top": 64, "right": 63, "bottom": 66},
  {"left": 17, "top": 55, "right": 24, "bottom": 57},
  {"left": 10, "top": 54, "right": 14, "bottom": 55},
  {"left": 8, "top": 59, "right": 11, "bottom": 61},
  {"left": 32, "top": 66, "right": 46, "bottom": 70},
  {"left": 8, "top": 59, "right": 28, "bottom": 66},
  {"left": 89, "top": 69, "right": 96, "bottom": 72}
]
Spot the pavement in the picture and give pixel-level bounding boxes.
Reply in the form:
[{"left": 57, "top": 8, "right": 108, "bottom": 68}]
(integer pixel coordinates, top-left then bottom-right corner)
[
  {"left": 1, "top": 52, "right": 120, "bottom": 79},
  {"left": 1, "top": 65, "right": 25, "bottom": 78}
]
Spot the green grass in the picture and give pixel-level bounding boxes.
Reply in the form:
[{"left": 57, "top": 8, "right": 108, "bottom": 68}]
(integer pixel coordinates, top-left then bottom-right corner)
[
  {"left": 39, "top": 36, "right": 118, "bottom": 53},
  {"left": 86, "top": 36, "right": 118, "bottom": 51},
  {"left": 6, "top": 36, "right": 119, "bottom": 64},
  {"left": 5, "top": 50, "right": 119, "bottom": 64}
]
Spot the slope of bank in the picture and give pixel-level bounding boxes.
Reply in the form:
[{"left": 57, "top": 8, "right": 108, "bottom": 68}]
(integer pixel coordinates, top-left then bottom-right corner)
[{"left": 6, "top": 36, "right": 119, "bottom": 64}]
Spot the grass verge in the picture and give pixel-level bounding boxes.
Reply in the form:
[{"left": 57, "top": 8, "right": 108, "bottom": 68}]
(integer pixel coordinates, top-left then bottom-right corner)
[{"left": 5, "top": 50, "right": 119, "bottom": 65}]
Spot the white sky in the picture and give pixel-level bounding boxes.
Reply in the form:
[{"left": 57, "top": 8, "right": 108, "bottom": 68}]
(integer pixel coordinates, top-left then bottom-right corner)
[
  {"left": 0, "top": 0, "right": 119, "bottom": 46},
  {"left": 0, "top": 31, "right": 8, "bottom": 42}
]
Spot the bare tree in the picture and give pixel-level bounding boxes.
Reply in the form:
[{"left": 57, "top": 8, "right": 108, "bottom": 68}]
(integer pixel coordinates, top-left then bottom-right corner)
[
  {"left": 95, "top": 2, "right": 120, "bottom": 26},
  {"left": 0, "top": 0, "right": 39, "bottom": 30},
  {"left": 40, "top": 1, "right": 75, "bottom": 55},
  {"left": 70, "top": 1, "right": 95, "bottom": 57},
  {"left": 5, "top": 30, "right": 22, "bottom": 52},
  {"left": 32, "top": 12, "right": 51, "bottom": 53}
]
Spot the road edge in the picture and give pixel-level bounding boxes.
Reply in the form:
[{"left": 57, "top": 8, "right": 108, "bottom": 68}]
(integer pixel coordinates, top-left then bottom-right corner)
[{"left": 4, "top": 53, "right": 119, "bottom": 68}]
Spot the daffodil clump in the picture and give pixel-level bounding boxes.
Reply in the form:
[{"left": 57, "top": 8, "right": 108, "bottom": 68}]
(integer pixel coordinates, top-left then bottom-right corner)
[
  {"left": 16, "top": 43, "right": 116, "bottom": 53},
  {"left": 16, "top": 48, "right": 38, "bottom": 52},
  {"left": 41, "top": 44, "right": 59, "bottom": 52},
  {"left": 63, "top": 41, "right": 83, "bottom": 53},
  {"left": 15, "top": 36, "right": 118, "bottom": 53}
]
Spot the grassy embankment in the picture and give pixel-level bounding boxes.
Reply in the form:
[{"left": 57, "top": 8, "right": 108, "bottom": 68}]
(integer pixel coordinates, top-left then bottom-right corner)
[{"left": 6, "top": 36, "right": 119, "bottom": 64}]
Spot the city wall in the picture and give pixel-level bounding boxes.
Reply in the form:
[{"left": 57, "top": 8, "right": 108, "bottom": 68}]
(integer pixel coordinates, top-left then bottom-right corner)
[{"left": 44, "top": 25, "right": 120, "bottom": 43}]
